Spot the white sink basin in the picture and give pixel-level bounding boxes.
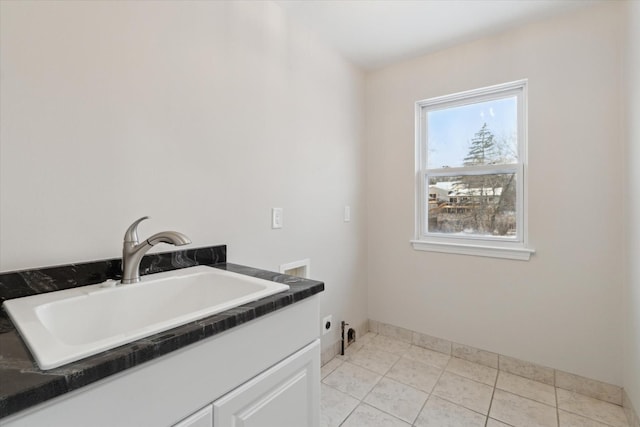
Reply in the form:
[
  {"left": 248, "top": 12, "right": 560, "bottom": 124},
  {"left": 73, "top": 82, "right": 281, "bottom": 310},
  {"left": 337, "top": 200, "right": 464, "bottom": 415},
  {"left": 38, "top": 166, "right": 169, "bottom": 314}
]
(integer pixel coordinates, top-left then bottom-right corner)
[{"left": 3, "top": 266, "right": 289, "bottom": 370}]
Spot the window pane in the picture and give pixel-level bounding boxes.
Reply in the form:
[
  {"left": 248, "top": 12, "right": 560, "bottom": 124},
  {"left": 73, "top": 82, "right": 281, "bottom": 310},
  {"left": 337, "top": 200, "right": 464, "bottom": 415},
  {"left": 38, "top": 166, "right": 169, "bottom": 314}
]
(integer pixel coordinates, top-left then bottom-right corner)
[
  {"left": 427, "top": 97, "right": 517, "bottom": 169},
  {"left": 427, "top": 173, "right": 517, "bottom": 237}
]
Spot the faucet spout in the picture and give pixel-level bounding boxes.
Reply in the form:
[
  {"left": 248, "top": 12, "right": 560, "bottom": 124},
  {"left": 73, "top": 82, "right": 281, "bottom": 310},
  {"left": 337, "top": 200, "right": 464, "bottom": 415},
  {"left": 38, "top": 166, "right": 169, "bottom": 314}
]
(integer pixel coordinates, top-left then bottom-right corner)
[
  {"left": 121, "top": 217, "right": 191, "bottom": 284},
  {"left": 146, "top": 231, "right": 191, "bottom": 246}
]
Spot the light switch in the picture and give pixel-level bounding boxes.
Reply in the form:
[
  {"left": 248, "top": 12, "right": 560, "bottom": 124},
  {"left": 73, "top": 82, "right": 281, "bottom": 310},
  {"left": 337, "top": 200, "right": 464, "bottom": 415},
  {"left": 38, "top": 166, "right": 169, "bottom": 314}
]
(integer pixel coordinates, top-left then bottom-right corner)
[
  {"left": 344, "top": 206, "right": 351, "bottom": 222},
  {"left": 272, "top": 208, "right": 283, "bottom": 229}
]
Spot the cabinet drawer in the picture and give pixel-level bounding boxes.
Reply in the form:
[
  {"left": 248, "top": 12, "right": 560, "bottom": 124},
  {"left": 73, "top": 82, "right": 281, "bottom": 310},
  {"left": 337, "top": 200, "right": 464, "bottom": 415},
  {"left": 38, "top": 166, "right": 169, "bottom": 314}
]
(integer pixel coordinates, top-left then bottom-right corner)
[{"left": 213, "top": 339, "right": 320, "bottom": 427}]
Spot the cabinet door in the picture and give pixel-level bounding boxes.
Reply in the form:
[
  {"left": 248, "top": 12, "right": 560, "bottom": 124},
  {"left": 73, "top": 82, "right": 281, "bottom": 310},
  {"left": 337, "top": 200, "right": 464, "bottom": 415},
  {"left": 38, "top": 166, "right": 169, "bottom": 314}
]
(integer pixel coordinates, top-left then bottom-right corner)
[
  {"left": 213, "top": 339, "right": 320, "bottom": 427},
  {"left": 173, "top": 405, "right": 213, "bottom": 427}
]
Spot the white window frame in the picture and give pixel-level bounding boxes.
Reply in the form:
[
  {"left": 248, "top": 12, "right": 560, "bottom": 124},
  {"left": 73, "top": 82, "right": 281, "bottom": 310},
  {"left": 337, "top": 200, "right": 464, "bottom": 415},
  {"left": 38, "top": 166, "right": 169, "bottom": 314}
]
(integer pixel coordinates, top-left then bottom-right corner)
[{"left": 412, "top": 80, "right": 534, "bottom": 260}]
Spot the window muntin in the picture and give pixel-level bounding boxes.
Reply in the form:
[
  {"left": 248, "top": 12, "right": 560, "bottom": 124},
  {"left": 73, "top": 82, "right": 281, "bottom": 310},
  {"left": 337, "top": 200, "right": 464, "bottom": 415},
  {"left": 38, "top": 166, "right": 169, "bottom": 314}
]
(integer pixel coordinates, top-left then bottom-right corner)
[{"left": 414, "top": 80, "right": 531, "bottom": 258}]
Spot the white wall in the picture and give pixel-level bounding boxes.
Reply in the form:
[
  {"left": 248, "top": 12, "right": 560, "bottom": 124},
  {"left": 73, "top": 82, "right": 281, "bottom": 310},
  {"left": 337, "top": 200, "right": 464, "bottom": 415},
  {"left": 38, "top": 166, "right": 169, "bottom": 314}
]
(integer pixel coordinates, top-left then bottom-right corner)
[
  {"left": 0, "top": 1, "right": 368, "bottom": 353},
  {"left": 365, "top": 3, "right": 626, "bottom": 385},
  {"left": 625, "top": 0, "right": 640, "bottom": 413}
]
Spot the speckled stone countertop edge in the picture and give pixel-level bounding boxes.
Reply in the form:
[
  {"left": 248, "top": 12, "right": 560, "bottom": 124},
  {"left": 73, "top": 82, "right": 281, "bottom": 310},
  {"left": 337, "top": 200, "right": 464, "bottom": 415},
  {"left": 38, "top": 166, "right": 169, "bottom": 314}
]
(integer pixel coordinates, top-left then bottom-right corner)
[{"left": 0, "top": 247, "right": 324, "bottom": 420}]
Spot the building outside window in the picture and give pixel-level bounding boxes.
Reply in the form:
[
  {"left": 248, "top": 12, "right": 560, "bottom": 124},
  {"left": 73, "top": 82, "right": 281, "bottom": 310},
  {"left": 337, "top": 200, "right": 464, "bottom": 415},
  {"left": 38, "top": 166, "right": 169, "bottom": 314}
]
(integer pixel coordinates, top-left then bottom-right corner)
[{"left": 412, "top": 80, "right": 534, "bottom": 260}]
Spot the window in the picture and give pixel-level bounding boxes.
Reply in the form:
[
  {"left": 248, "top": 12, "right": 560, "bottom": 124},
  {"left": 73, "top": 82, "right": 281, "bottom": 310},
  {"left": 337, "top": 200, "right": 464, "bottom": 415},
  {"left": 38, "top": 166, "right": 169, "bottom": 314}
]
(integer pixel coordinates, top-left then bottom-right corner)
[{"left": 412, "top": 80, "right": 534, "bottom": 260}]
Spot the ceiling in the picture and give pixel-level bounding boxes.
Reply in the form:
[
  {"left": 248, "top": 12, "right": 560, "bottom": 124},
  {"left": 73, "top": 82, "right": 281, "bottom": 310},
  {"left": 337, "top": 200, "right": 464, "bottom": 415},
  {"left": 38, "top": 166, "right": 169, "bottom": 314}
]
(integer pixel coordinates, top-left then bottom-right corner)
[{"left": 275, "top": 0, "right": 599, "bottom": 70}]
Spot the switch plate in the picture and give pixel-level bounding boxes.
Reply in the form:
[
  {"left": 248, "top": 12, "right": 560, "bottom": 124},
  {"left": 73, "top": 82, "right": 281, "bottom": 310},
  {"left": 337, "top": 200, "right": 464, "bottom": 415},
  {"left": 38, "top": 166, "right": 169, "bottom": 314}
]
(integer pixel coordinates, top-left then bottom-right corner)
[
  {"left": 271, "top": 208, "right": 283, "bottom": 229},
  {"left": 344, "top": 206, "right": 351, "bottom": 222},
  {"left": 322, "top": 315, "right": 332, "bottom": 335}
]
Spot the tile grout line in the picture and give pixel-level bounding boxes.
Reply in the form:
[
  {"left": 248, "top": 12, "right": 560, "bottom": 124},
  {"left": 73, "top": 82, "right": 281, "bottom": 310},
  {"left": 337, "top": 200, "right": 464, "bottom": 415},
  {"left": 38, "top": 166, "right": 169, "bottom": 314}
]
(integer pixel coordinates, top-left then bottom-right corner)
[
  {"left": 554, "top": 390, "right": 629, "bottom": 427},
  {"left": 406, "top": 361, "right": 449, "bottom": 426},
  {"left": 553, "top": 370, "right": 560, "bottom": 427},
  {"left": 484, "top": 362, "right": 501, "bottom": 427},
  {"left": 337, "top": 401, "right": 359, "bottom": 427},
  {"left": 370, "top": 337, "right": 420, "bottom": 426},
  {"left": 555, "top": 369, "right": 560, "bottom": 427},
  {"left": 319, "top": 381, "right": 358, "bottom": 427},
  {"left": 411, "top": 347, "right": 499, "bottom": 424},
  {"left": 361, "top": 401, "right": 414, "bottom": 426},
  {"left": 411, "top": 393, "right": 431, "bottom": 426},
  {"left": 376, "top": 335, "right": 446, "bottom": 426},
  {"left": 350, "top": 361, "right": 406, "bottom": 425},
  {"left": 338, "top": 335, "right": 410, "bottom": 426}
]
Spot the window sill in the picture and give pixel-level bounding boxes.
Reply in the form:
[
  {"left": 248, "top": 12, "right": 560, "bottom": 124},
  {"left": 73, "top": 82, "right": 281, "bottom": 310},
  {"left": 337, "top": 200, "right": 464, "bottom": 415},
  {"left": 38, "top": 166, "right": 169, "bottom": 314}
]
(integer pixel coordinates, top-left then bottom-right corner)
[{"left": 410, "top": 240, "right": 535, "bottom": 261}]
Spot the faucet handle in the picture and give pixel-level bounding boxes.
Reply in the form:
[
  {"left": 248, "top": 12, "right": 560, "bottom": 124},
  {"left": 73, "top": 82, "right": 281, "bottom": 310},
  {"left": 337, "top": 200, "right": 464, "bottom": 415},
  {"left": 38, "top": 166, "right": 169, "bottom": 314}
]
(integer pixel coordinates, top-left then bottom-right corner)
[{"left": 124, "top": 216, "right": 150, "bottom": 243}]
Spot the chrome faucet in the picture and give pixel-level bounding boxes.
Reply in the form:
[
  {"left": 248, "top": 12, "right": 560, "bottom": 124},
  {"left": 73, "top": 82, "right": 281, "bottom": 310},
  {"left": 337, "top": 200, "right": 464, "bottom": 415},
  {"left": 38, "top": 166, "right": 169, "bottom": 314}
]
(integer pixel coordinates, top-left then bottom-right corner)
[{"left": 121, "top": 216, "right": 191, "bottom": 284}]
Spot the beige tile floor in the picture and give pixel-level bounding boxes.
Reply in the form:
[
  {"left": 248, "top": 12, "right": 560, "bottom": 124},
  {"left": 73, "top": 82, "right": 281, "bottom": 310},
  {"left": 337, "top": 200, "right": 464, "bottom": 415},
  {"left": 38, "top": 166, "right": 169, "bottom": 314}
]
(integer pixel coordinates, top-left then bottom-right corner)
[{"left": 321, "top": 333, "right": 630, "bottom": 427}]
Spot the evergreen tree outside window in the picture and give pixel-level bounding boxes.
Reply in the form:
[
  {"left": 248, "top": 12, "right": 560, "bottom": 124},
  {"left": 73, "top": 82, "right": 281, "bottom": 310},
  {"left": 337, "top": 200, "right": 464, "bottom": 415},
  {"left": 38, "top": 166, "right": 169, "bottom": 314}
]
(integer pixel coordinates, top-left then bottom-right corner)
[{"left": 413, "top": 80, "right": 534, "bottom": 260}]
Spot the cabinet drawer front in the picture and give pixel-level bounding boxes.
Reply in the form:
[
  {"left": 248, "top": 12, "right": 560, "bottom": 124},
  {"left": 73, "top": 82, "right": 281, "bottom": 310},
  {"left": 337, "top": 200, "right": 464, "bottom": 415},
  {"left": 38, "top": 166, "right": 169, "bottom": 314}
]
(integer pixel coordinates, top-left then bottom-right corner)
[{"left": 213, "top": 339, "right": 320, "bottom": 427}]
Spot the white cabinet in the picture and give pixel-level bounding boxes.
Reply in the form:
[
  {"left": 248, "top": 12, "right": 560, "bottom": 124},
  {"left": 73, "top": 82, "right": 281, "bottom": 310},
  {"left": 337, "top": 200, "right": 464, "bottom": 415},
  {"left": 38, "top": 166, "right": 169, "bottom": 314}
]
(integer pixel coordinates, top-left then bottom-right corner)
[
  {"left": 173, "top": 405, "right": 213, "bottom": 427},
  {"left": 213, "top": 340, "right": 320, "bottom": 427},
  {"left": 0, "top": 296, "right": 320, "bottom": 427}
]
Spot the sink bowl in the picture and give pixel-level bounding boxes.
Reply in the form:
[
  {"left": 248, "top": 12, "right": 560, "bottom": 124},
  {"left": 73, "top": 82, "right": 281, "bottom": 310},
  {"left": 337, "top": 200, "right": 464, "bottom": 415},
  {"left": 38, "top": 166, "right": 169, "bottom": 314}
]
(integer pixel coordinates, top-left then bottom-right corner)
[{"left": 2, "top": 266, "right": 289, "bottom": 370}]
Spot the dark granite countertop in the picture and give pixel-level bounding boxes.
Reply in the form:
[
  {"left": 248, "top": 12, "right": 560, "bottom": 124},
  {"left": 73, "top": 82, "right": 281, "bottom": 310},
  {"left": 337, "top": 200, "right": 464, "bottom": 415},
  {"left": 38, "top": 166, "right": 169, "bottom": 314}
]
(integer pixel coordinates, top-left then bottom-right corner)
[{"left": 0, "top": 246, "right": 324, "bottom": 420}]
